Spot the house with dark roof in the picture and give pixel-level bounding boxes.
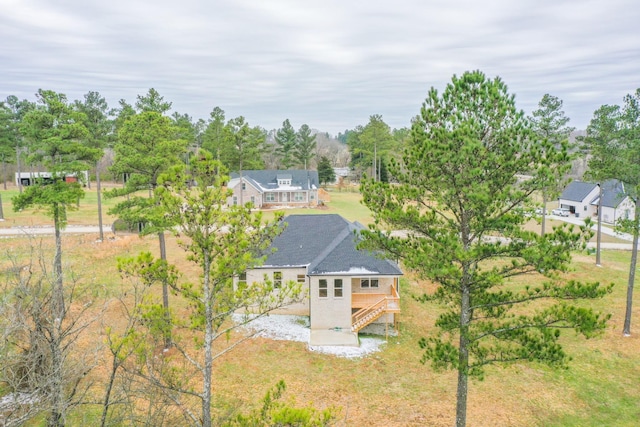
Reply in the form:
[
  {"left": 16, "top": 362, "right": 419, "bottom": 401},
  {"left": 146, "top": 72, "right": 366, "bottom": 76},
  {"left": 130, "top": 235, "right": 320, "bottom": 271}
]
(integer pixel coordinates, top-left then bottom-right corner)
[
  {"left": 558, "top": 179, "right": 635, "bottom": 223},
  {"left": 239, "top": 214, "right": 402, "bottom": 346},
  {"left": 227, "top": 170, "right": 319, "bottom": 208}
]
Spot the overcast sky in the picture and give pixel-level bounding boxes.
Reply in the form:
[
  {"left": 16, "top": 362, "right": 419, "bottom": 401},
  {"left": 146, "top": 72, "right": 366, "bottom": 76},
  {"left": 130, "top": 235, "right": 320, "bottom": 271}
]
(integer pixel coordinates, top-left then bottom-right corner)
[{"left": 1, "top": 0, "right": 639, "bottom": 134}]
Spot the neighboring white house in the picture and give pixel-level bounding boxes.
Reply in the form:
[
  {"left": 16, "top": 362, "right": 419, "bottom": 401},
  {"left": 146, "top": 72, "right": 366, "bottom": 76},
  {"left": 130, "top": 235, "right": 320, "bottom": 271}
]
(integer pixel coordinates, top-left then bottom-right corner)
[
  {"left": 227, "top": 170, "right": 319, "bottom": 208},
  {"left": 240, "top": 214, "right": 403, "bottom": 346},
  {"left": 558, "top": 179, "right": 635, "bottom": 224}
]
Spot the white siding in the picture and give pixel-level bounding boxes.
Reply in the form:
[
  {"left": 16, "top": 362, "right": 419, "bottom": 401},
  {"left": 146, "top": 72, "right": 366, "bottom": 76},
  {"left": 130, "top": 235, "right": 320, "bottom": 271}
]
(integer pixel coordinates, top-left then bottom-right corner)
[
  {"left": 602, "top": 197, "right": 636, "bottom": 224},
  {"left": 309, "top": 276, "right": 352, "bottom": 330},
  {"left": 242, "top": 267, "right": 309, "bottom": 314},
  {"left": 351, "top": 276, "right": 395, "bottom": 295},
  {"left": 558, "top": 186, "right": 599, "bottom": 218}
]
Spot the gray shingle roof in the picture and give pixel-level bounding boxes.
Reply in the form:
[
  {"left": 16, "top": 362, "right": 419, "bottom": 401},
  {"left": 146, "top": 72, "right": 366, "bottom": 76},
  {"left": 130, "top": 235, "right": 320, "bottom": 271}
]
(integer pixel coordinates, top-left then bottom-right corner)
[
  {"left": 261, "top": 214, "right": 402, "bottom": 276},
  {"left": 230, "top": 170, "right": 319, "bottom": 190},
  {"left": 560, "top": 181, "right": 597, "bottom": 202},
  {"left": 561, "top": 179, "right": 629, "bottom": 208},
  {"left": 592, "top": 180, "right": 628, "bottom": 208}
]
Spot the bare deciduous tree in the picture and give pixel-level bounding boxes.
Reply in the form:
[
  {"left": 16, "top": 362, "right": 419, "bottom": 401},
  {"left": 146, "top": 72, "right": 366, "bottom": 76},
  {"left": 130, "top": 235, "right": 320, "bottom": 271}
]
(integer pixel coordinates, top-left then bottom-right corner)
[{"left": 0, "top": 240, "right": 99, "bottom": 427}]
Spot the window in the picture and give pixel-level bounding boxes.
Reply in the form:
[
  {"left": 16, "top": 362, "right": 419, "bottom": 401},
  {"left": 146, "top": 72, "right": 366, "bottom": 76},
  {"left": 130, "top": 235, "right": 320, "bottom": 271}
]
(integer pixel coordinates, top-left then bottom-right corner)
[
  {"left": 360, "top": 278, "right": 379, "bottom": 288},
  {"left": 294, "top": 192, "right": 305, "bottom": 202},
  {"left": 266, "top": 193, "right": 276, "bottom": 202},
  {"left": 297, "top": 274, "right": 305, "bottom": 284},
  {"left": 278, "top": 179, "right": 291, "bottom": 186},
  {"left": 319, "top": 279, "right": 328, "bottom": 298},
  {"left": 334, "top": 279, "right": 343, "bottom": 297},
  {"left": 232, "top": 196, "right": 237, "bottom": 206},
  {"left": 238, "top": 272, "right": 247, "bottom": 289},
  {"left": 251, "top": 195, "right": 255, "bottom": 205},
  {"left": 273, "top": 271, "right": 282, "bottom": 288},
  {"left": 242, "top": 183, "right": 246, "bottom": 190}
]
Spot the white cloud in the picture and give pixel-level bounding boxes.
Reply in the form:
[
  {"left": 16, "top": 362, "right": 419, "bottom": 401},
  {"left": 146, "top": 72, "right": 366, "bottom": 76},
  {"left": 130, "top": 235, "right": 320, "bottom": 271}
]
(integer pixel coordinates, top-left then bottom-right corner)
[{"left": 1, "top": 0, "right": 639, "bottom": 133}]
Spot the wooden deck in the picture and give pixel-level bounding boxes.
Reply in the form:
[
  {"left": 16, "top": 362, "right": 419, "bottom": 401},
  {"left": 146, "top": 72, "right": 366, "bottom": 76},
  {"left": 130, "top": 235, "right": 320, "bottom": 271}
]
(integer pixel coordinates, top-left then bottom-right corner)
[
  {"left": 351, "top": 289, "right": 400, "bottom": 312},
  {"left": 351, "top": 287, "right": 400, "bottom": 332}
]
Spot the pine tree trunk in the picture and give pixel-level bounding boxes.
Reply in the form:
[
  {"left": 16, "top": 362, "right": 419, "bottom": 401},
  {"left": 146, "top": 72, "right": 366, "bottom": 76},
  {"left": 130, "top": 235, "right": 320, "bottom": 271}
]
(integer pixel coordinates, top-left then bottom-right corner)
[
  {"left": 202, "top": 252, "right": 213, "bottom": 427},
  {"left": 17, "top": 146, "right": 23, "bottom": 193},
  {"left": 239, "top": 155, "right": 244, "bottom": 206},
  {"left": 596, "top": 184, "right": 603, "bottom": 266},
  {"left": 158, "top": 231, "right": 172, "bottom": 348},
  {"left": 456, "top": 212, "right": 472, "bottom": 427},
  {"left": 96, "top": 166, "right": 104, "bottom": 241},
  {"left": 53, "top": 204, "right": 65, "bottom": 315},
  {"left": 541, "top": 193, "right": 547, "bottom": 236},
  {"left": 456, "top": 270, "right": 471, "bottom": 427},
  {"left": 623, "top": 200, "right": 640, "bottom": 336},
  {"left": 50, "top": 204, "right": 65, "bottom": 427}
]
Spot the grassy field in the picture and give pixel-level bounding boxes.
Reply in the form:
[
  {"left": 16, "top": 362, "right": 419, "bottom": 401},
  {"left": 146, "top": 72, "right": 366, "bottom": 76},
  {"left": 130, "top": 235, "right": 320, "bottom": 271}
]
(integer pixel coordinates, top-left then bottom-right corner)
[
  {"left": 1, "top": 182, "right": 640, "bottom": 426},
  {"left": 0, "top": 183, "right": 372, "bottom": 228},
  {"left": 0, "top": 183, "right": 627, "bottom": 244},
  {"left": 0, "top": 182, "right": 122, "bottom": 228}
]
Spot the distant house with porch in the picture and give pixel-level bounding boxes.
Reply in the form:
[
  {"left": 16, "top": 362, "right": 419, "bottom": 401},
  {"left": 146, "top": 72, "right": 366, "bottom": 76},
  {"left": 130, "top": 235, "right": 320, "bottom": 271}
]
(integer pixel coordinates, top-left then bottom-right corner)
[
  {"left": 558, "top": 179, "right": 635, "bottom": 223},
  {"left": 239, "top": 214, "right": 402, "bottom": 346},
  {"left": 227, "top": 170, "right": 319, "bottom": 208}
]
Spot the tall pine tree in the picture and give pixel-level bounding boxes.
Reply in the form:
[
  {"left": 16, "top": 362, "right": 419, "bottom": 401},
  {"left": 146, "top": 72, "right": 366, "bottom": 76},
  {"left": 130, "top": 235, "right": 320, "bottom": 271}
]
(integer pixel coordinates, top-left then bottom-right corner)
[{"left": 360, "top": 71, "right": 611, "bottom": 427}]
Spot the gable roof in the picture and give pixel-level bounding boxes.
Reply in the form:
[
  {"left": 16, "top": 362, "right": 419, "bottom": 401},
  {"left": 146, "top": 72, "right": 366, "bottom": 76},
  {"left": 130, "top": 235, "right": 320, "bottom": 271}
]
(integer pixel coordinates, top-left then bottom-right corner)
[
  {"left": 560, "top": 179, "right": 630, "bottom": 208},
  {"left": 261, "top": 214, "right": 402, "bottom": 276},
  {"left": 560, "top": 181, "right": 597, "bottom": 202},
  {"left": 591, "top": 179, "right": 629, "bottom": 208},
  {"left": 230, "top": 170, "right": 319, "bottom": 191}
]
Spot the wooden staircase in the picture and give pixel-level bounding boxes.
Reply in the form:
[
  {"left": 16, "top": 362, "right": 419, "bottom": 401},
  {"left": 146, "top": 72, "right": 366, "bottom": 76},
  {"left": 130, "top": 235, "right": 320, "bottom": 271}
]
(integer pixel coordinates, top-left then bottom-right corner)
[{"left": 351, "top": 297, "right": 389, "bottom": 332}]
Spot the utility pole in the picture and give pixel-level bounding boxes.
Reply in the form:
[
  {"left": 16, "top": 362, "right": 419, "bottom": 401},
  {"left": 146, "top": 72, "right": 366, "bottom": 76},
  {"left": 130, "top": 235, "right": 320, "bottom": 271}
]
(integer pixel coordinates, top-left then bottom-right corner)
[
  {"left": 16, "top": 145, "right": 23, "bottom": 193},
  {"left": 373, "top": 141, "right": 377, "bottom": 182},
  {"left": 596, "top": 183, "right": 603, "bottom": 267}
]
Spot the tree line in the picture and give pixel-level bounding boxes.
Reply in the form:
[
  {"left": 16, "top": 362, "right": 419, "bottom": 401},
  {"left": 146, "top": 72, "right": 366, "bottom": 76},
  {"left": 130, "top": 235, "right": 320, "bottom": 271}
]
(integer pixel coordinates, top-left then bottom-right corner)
[
  {"left": 0, "top": 88, "right": 355, "bottom": 189},
  {"left": 0, "top": 88, "right": 428, "bottom": 191}
]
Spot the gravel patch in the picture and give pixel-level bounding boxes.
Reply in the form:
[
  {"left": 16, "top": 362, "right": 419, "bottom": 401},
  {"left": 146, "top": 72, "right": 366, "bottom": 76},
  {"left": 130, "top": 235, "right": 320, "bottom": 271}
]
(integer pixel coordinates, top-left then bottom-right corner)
[{"left": 234, "top": 314, "right": 387, "bottom": 358}]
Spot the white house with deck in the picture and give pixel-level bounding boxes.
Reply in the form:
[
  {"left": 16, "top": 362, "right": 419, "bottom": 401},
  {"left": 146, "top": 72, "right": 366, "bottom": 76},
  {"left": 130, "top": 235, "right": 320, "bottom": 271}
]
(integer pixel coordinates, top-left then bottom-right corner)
[{"left": 240, "top": 214, "right": 402, "bottom": 346}]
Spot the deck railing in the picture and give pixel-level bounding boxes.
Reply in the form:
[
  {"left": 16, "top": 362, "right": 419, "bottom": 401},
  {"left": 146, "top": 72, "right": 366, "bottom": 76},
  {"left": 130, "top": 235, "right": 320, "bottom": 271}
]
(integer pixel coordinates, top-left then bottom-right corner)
[
  {"left": 351, "top": 298, "right": 387, "bottom": 332},
  {"left": 351, "top": 288, "right": 400, "bottom": 332}
]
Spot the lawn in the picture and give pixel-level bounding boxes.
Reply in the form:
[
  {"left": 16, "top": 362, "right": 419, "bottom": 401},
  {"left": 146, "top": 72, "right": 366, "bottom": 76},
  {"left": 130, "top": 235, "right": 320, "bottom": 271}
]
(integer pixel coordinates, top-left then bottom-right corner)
[
  {"left": 0, "top": 182, "right": 122, "bottom": 228},
  {"left": 0, "top": 183, "right": 370, "bottom": 228},
  {"left": 1, "top": 181, "right": 639, "bottom": 426}
]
